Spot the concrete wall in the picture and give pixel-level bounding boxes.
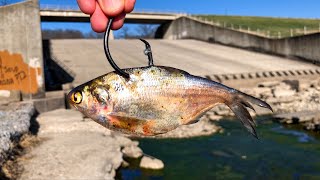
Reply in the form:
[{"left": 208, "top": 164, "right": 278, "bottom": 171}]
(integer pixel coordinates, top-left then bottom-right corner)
[
  {"left": 0, "top": 0, "right": 45, "bottom": 101},
  {"left": 162, "top": 17, "right": 320, "bottom": 64}
]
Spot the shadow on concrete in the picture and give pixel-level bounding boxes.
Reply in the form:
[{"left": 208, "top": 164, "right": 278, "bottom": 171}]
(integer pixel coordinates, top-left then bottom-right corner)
[
  {"left": 42, "top": 40, "right": 75, "bottom": 91},
  {"left": 29, "top": 111, "right": 40, "bottom": 135}
]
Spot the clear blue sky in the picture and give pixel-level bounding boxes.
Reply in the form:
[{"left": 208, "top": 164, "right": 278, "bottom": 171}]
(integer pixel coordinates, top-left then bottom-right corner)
[
  {"left": 6, "top": 0, "right": 320, "bottom": 35},
  {"left": 35, "top": 0, "right": 320, "bottom": 18}
]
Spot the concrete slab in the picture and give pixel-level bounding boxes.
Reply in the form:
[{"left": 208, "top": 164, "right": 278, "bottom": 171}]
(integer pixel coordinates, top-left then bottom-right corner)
[{"left": 48, "top": 39, "right": 319, "bottom": 86}]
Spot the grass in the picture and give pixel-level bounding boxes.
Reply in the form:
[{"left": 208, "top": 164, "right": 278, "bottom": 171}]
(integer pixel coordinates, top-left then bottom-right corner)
[{"left": 196, "top": 15, "right": 320, "bottom": 38}]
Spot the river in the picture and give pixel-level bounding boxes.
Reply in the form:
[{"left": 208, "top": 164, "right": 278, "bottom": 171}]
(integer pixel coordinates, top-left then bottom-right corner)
[{"left": 118, "top": 117, "right": 320, "bottom": 179}]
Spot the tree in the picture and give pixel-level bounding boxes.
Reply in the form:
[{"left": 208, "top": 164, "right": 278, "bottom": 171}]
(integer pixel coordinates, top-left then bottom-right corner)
[
  {"left": 85, "top": 31, "right": 104, "bottom": 39},
  {"left": 136, "top": 24, "right": 158, "bottom": 39}
]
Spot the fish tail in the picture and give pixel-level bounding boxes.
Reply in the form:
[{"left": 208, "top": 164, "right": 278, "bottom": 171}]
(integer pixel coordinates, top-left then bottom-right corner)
[{"left": 226, "top": 90, "right": 273, "bottom": 139}]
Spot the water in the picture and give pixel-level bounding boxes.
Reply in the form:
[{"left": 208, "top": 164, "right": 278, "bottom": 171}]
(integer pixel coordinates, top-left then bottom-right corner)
[{"left": 118, "top": 117, "right": 320, "bottom": 179}]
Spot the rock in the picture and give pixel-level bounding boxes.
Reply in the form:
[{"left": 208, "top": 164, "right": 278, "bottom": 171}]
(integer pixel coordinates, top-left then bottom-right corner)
[
  {"left": 121, "top": 160, "right": 129, "bottom": 168},
  {"left": 122, "top": 144, "right": 143, "bottom": 158},
  {"left": 253, "top": 87, "right": 272, "bottom": 98},
  {"left": 282, "top": 80, "right": 299, "bottom": 92},
  {"left": 0, "top": 102, "right": 35, "bottom": 165},
  {"left": 273, "top": 87, "right": 296, "bottom": 98},
  {"left": 208, "top": 114, "right": 222, "bottom": 121},
  {"left": 274, "top": 111, "right": 319, "bottom": 124},
  {"left": 140, "top": 156, "right": 164, "bottom": 170},
  {"left": 258, "top": 81, "right": 280, "bottom": 88},
  {"left": 154, "top": 118, "right": 221, "bottom": 138}
]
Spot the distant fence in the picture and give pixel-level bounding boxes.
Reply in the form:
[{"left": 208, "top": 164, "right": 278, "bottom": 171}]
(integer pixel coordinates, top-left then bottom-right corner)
[{"left": 190, "top": 15, "right": 320, "bottom": 39}]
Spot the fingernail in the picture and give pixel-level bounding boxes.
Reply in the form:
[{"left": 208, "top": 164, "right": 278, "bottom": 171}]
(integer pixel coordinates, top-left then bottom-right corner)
[{"left": 104, "top": 0, "right": 122, "bottom": 13}]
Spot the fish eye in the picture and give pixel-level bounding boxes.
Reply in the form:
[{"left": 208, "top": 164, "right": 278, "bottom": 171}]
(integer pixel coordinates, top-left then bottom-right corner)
[{"left": 72, "top": 91, "right": 83, "bottom": 104}]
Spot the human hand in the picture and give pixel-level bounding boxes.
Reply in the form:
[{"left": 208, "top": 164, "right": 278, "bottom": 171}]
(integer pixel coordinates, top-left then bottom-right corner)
[{"left": 77, "top": 0, "right": 136, "bottom": 32}]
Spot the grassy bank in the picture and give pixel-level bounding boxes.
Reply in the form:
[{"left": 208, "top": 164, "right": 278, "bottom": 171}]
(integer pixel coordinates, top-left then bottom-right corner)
[{"left": 196, "top": 15, "right": 320, "bottom": 38}]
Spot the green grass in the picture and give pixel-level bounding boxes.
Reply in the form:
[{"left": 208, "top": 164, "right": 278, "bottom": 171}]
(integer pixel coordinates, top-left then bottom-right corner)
[{"left": 196, "top": 15, "right": 320, "bottom": 38}]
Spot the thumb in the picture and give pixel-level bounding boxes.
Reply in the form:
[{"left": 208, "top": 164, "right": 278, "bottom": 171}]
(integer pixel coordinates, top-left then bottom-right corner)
[{"left": 97, "top": 0, "right": 125, "bottom": 17}]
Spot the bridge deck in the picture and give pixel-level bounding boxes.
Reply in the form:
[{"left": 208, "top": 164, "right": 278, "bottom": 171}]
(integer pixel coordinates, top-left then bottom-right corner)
[
  {"left": 40, "top": 10, "right": 178, "bottom": 23},
  {"left": 48, "top": 39, "right": 318, "bottom": 86}
]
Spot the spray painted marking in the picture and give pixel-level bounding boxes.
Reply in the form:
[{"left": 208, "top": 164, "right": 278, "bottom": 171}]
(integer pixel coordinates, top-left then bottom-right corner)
[{"left": 0, "top": 50, "right": 42, "bottom": 94}]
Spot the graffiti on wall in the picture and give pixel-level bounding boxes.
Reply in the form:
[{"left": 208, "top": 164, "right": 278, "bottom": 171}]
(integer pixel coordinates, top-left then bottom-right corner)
[{"left": 0, "top": 50, "right": 42, "bottom": 94}]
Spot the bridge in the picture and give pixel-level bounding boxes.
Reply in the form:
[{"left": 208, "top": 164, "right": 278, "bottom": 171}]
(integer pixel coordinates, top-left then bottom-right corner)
[{"left": 40, "top": 5, "right": 182, "bottom": 24}]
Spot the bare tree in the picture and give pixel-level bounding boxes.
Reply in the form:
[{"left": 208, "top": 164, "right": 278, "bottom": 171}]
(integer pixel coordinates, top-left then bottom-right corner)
[
  {"left": 120, "top": 26, "right": 130, "bottom": 39},
  {"left": 136, "top": 25, "right": 157, "bottom": 39},
  {"left": 85, "top": 31, "right": 104, "bottom": 39}
]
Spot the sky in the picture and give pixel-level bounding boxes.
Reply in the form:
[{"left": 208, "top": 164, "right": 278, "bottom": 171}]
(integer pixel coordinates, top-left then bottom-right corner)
[{"left": 4, "top": 0, "right": 320, "bottom": 35}]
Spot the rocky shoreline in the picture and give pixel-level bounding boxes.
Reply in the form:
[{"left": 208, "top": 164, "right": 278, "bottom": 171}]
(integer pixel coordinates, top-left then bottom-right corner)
[{"left": 0, "top": 77, "right": 319, "bottom": 179}]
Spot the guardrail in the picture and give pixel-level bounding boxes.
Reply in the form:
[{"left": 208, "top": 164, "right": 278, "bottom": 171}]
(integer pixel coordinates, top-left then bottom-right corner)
[
  {"left": 40, "top": 4, "right": 186, "bottom": 15},
  {"left": 205, "top": 69, "right": 320, "bottom": 88}
]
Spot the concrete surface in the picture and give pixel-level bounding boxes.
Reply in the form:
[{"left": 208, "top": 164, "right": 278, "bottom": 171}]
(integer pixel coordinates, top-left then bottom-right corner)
[
  {"left": 47, "top": 39, "right": 319, "bottom": 86},
  {"left": 18, "top": 109, "right": 138, "bottom": 180},
  {"left": 40, "top": 9, "right": 179, "bottom": 24},
  {"left": 0, "top": 0, "right": 45, "bottom": 100},
  {"left": 163, "top": 16, "right": 320, "bottom": 64}
]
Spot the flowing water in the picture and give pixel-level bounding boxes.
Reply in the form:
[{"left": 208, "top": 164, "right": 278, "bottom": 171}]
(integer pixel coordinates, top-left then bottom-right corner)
[{"left": 118, "top": 117, "right": 320, "bottom": 179}]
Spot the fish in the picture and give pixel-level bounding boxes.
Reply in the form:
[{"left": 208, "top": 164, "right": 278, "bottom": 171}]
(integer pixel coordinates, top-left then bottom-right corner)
[
  {"left": 68, "top": 65, "right": 272, "bottom": 138},
  {"left": 68, "top": 18, "right": 272, "bottom": 138}
]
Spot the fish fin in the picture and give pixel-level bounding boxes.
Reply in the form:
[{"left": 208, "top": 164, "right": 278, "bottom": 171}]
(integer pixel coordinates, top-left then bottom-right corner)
[
  {"left": 227, "top": 91, "right": 273, "bottom": 139},
  {"left": 229, "top": 102, "right": 258, "bottom": 138}
]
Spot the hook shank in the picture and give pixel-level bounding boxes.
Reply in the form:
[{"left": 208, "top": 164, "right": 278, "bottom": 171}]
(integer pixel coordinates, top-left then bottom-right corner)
[{"left": 104, "top": 18, "right": 130, "bottom": 79}]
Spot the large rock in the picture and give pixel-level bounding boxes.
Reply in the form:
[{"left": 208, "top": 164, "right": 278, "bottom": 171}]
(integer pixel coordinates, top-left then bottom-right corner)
[
  {"left": 122, "top": 143, "right": 143, "bottom": 158},
  {"left": 139, "top": 156, "right": 164, "bottom": 170},
  {"left": 0, "top": 102, "right": 35, "bottom": 164}
]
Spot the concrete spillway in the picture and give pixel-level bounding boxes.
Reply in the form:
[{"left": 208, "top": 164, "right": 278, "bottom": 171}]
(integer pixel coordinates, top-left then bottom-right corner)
[{"left": 48, "top": 39, "right": 318, "bottom": 86}]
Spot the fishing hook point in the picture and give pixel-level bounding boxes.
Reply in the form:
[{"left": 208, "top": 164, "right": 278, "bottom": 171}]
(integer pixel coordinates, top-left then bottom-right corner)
[{"left": 139, "top": 39, "right": 154, "bottom": 66}]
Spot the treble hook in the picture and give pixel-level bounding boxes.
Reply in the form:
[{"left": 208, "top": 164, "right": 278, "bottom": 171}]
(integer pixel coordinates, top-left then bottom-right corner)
[
  {"left": 104, "top": 18, "right": 130, "bottom": 79},
  {"left": 140, "top": 39, "right": 154, "bottom": 66}
]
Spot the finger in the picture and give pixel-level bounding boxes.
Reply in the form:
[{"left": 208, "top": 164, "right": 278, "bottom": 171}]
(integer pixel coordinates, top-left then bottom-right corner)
[
  {"left": 77, "top": 0, "right": 96, "bottom": 14},
  {"left": 111, "top": 13, "right": 126, "bottom": 30},
  {"left": 97, "top": 0, "right": 125, "bottom": 17},
  {"left": 124, "top": 0, "right": 136, "bottom": 13},
  {"left": 90, "top": 3, "right": 109, "bottom": 33}
]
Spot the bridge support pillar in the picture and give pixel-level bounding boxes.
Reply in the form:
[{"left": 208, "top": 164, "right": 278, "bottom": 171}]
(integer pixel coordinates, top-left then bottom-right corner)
[{"left": 0, "top": 0, "right": 45, "bottom": 102}]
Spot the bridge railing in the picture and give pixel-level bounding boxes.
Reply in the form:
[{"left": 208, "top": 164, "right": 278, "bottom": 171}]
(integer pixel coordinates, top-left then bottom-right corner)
[
  {"left": 187, "top": 15, "right": 320, "bottom": 39},
  {"left": 40, "top": 4, "right": 186, "bottom": 15}
]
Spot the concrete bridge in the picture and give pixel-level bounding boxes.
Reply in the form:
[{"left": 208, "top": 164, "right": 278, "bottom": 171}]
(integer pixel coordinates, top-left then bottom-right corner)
[{"left": 40, "top": 5, "right": 182, "bottom": 24}]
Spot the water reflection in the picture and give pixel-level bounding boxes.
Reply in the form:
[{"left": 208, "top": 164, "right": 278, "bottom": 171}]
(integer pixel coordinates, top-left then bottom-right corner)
[{"left": 271, "top": 126, "right": 315, "bottom": 143}]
